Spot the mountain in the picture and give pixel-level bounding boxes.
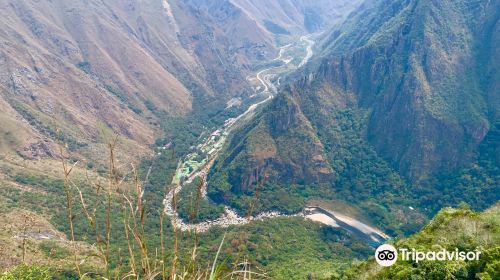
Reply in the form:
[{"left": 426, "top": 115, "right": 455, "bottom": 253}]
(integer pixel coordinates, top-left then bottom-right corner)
[
  {"left": 207, "top": 0, "right": 500, "bottom": 233},
  {"left": 0, "top": 0, "right": 498, "bottom": 279},
  {"left": 0, "top": 0, "right": 365, "bottom": 170},
  {"left": 0, "top": 0, "right": 279, "bottom": 163},
  {"left": 0, "top": 1, "right": 366, "bottom": 274},
  {"left": 230, "top": 0, "right": 362, "bottom": 34},
  {"left": 317, "top": 0, "right": 499, "bottom": 179}
]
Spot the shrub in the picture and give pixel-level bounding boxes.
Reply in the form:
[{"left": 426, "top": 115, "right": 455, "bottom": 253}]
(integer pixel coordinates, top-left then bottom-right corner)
[{"left": 0, "top": 264, "right": 51, "bottom": 280}]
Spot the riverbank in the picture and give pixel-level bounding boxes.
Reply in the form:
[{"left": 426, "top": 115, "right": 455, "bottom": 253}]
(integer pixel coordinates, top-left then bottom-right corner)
[{"left": 162, "top": 34, "right": 388, "bottom": 246}]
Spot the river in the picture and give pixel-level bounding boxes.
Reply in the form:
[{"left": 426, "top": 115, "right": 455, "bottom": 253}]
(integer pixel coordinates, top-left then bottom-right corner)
[{"left": 162, "top": 35, "right": 389, "bottom": 246}]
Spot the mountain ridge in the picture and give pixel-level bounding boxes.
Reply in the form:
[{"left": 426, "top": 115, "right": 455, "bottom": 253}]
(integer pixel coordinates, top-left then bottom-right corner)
[
  {"left": 0, "top": 0, "right": 280, "bottom": 164},
  {"left": 207, "top": 0, "right": 499, "bottom": 233}
]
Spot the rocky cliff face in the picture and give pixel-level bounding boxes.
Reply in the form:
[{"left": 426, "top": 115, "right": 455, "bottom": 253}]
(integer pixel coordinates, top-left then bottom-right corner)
[
  {"left": 208, "top": 0, "right": 499, "bottom": 221},
  {"left": 215, "top": 0, "right": 499, "bottom": 180},
  {"left": 212, "top": 92, "right": 333, "bottom": 194},
  {"left": 316, "top": 0, "right": 499, "bottom": 179}
]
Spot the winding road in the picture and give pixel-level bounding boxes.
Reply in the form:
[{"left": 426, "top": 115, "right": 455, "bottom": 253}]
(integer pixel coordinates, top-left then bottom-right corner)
[
  {"left": 164, "top": 41, "right": 297, "bottom": 232},
  {"left": 298, "top": 35, "right": 314, "bottom": 68},
  {"left": 162, "top": 35, "right": 389, "bottom": 245},
  {"left": 255, "top": 43, "right": 292, "bottom": 95}
]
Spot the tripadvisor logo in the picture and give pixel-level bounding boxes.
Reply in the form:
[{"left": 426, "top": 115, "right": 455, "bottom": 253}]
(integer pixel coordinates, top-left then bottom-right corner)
[
  {"left": 375, "top": 244, "right": 398, "bottom": 266},
  {"left": 375, "top": 244, "right": 481, "bottom": 267}
]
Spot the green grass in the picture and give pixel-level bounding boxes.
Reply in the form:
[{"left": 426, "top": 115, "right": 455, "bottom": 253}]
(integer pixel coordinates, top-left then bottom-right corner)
[
  {"left": 38, "top": 241, "right": 72, "bottom": 260},
  {"left": 188, "top": 217, "right": 372, "bottom": 280},
  {"left": 0, "top": 264, "right": 51, "bottom": 280}
]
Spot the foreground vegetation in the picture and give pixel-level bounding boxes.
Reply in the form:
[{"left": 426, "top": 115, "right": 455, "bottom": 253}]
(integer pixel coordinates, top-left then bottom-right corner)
[
  {"left": 1, "top": 99, "right": 497, "bottom": 279},
  {"left": 0, "top": 137, "right": 375, "bottom": 279},
  {"left": 0, "top": 92, "right": 496, "bottom": 279},
  {"left": 337, "top": 203, "right": 500, "bottom": 280}
]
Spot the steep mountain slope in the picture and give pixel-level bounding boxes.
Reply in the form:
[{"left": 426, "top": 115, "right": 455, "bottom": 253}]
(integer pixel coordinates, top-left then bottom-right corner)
[
  {"left": 317, "top": 0, "right": 499, "bottom": 179},
  {"left": 0, "top": 0, "right": 365, "bottom": 165},
  {"left": 169, "top": 0, "right": 277, "bottom": 94},
  {"left": 0, "top": 0, "right": 278, "bottom": 163},
  {"left": 230, "top": 0, "right": 363, "bottom": 34},
  {"left": 207, "top": 0, "right": 499, "bottom": 232}
]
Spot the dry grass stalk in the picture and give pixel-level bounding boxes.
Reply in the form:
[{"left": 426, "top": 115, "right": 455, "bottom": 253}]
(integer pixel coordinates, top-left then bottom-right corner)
[
  {"left": 59, "top": 135, "right": 265, "bottom": 280},
  {"left": 60, "top": 146, "right": 82, "bottom": 278}
]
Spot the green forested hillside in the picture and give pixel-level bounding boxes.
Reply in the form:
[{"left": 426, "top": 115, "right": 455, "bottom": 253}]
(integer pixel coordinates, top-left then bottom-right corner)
[
  {"left": 337, "top": 202, "right": 500, "bottom": 280},
  {"left": 207, "top": 0, "right": 500, "bottom": 236}
]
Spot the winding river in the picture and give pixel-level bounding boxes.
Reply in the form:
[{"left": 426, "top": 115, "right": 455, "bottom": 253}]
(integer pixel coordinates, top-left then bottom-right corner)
[{"left": 162, "top": 35, "right": 389, "bottom": 246}]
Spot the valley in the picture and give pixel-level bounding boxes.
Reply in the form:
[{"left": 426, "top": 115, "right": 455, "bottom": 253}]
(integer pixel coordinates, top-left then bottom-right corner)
[
  {"left": 164, "top": 37, "right": 309, "bottom": 231},
  {"left": 0, "top": 0, "right": 498, "bottom": 278},
  {"left": 163, "top": 34, "right": 389, "bottom": 247}
]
